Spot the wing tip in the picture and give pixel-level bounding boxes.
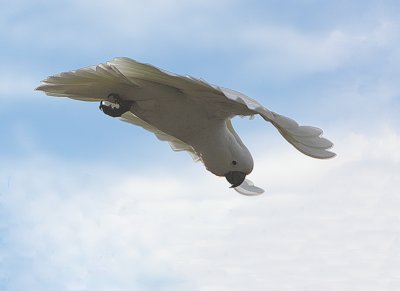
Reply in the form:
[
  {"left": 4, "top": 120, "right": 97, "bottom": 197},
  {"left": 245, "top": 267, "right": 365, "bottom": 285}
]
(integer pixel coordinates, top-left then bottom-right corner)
[
  {"left": 324, "top": 151, "right": 337, "bottom": 159},
  {"left": 307, "top": 149, "right": 337, "bottom": 159},
  {"left": 35, "top": 83, "right": 46, "bottom": 91}
]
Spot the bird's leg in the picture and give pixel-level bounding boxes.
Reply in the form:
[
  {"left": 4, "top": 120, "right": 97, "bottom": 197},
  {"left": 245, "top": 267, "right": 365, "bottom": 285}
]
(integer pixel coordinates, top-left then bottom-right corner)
[{"left": 99, "top": 93, "right": 133, "bottom": 117}]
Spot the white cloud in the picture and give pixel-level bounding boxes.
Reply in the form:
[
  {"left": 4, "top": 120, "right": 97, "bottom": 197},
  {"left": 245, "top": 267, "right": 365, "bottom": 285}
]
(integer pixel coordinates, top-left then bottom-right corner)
[
  {"left": 312, "top": 75, "right": 400, "bottom": 130},
  {"left": 2, "top": 0, "right": 234, "bottom": 54},
  {"left": 241, "top": 20, "right": 400, "bottom": 77},
  {"left": 3, "top": 0, "right": 400, "bottom": 90},
  {"left": 1, "top": 126, "right": 400, "bottom": 291}
]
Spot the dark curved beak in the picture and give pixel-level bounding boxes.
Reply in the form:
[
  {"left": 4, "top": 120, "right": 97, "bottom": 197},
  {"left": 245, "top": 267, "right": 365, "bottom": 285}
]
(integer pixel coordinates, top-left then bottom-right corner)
[{"left": 225, "top": 171, "right": 246, "bottom": 188}]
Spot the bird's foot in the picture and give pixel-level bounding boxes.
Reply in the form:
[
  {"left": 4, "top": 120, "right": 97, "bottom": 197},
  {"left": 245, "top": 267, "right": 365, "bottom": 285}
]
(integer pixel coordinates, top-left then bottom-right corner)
[{"left": 99, "top": 93, "right": 132, "bottom": 117}]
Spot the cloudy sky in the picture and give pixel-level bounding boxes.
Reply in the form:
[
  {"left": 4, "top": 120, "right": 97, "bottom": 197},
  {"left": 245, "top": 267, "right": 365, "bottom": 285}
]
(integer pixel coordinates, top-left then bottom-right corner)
[{"left": 1, "top": 0, "right": 400, "bottom": 290}]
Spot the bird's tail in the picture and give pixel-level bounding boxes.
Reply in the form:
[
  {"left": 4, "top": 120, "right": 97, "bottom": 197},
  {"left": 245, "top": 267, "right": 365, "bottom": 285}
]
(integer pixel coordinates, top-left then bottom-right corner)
[
  {"left": 267, "top": 112, "right": 336, "bottom": 159},
  {"left": 36, "top": 62, "right": 137, "bottom": 102}
]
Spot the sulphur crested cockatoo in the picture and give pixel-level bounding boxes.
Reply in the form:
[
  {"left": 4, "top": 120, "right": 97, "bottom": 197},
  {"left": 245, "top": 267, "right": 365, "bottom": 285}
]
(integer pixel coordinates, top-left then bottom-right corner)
[{"left": 36, "top": 58, "right": 335, "bottom": 195}]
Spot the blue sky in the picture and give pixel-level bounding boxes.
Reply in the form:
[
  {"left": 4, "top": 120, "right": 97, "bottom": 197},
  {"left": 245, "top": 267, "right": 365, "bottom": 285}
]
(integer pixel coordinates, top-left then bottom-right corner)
[{"left": 1, "top": 0, "right": 400, "bottom": 290}]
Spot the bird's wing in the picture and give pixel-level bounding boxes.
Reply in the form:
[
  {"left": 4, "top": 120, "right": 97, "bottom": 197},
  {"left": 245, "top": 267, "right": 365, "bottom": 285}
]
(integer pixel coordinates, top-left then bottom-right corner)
[
  {"left": 219, "top": 87, "right": 336, "bottom": 159},
  {"left": 109, "top": 58, "right": 335, "bottom": 159},
  {"left": 108, "top": 58, "right": 253, "bottom": 116},
  {"left": 36, "top": 62, "right": 138, "bottom": 102},
  {"left": 36, "top": 61, "right": 202, "bottom": 161},
  {"left": 37, "top": 57, "right": 335, "bottom": 159},
  {"left": 108, "top": 58, "right": 221, "bottom": 94},
  {"left": 119, "top": 112, "right": 201, "bottom": 162}
]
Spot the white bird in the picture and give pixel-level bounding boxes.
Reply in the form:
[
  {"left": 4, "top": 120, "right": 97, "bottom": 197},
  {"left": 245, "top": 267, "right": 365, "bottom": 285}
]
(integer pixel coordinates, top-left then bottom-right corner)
[{"left": 36, "top": 58, "right": 335, "bottom": 195}]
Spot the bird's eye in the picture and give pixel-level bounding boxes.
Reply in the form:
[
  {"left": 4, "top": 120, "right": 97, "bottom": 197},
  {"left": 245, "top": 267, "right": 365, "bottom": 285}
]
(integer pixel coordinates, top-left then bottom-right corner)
[{"left": 232, "top": 160, "right": 237, "bottom": 165}]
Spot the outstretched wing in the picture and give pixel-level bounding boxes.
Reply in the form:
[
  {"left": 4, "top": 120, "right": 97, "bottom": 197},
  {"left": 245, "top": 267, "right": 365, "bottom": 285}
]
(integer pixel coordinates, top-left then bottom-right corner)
[
  {"left": 37, "top": 57, "right": 335, "bottom": 159},
  {"left": 36, "top": 62, "right": 138, "bottom": 102},
  {"left": 106, "top": 59, "right": 335, "bottom": 159},
  {"left": 219, "top": 87, "right": 336, "bottom": 159},
  {"left": 36, "top": 60, "right": 204, "bottom": 161},
  {"left": 108, "top": 58, "right": 254, "bottom": 116}
]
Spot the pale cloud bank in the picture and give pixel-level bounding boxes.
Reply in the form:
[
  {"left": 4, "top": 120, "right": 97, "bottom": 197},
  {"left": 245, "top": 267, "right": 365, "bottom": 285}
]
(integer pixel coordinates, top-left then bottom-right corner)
[
  {"left": 1, "top": 126, "right": 399, "bottom": 291},
  {"left": 4, "top": 0, "right": 399, "bottom": 78},
  {"left": 241, "top": 20, "right": 400, "bottom": 77}
]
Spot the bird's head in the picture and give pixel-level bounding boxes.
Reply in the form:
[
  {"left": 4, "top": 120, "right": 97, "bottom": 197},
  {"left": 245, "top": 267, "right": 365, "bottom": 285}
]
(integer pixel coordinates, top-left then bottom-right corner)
[
  {"left": 192, "top": 120, "right": 254, "bottom": 189},
  {"left": 223, "top": 157, "right": 253, "bottom": 188},
  {"left": 200, "top": 141, "right": 254, "bottom": 188}
]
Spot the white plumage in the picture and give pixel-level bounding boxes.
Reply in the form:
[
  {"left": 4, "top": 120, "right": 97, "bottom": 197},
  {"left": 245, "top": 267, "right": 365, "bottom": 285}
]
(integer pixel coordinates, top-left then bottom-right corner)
[{"left": 36, "top": 58, "right": 335, "bottom": 195}]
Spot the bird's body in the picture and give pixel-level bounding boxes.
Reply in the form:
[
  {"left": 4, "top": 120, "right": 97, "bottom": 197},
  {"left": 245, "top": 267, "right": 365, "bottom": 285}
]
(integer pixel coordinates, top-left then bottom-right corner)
[
  {"left": 131, "top": 90, "right": 253, "bottom": 177},
  {"left": 37, "top": 58, "right": 335, "bottom": 195}
]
